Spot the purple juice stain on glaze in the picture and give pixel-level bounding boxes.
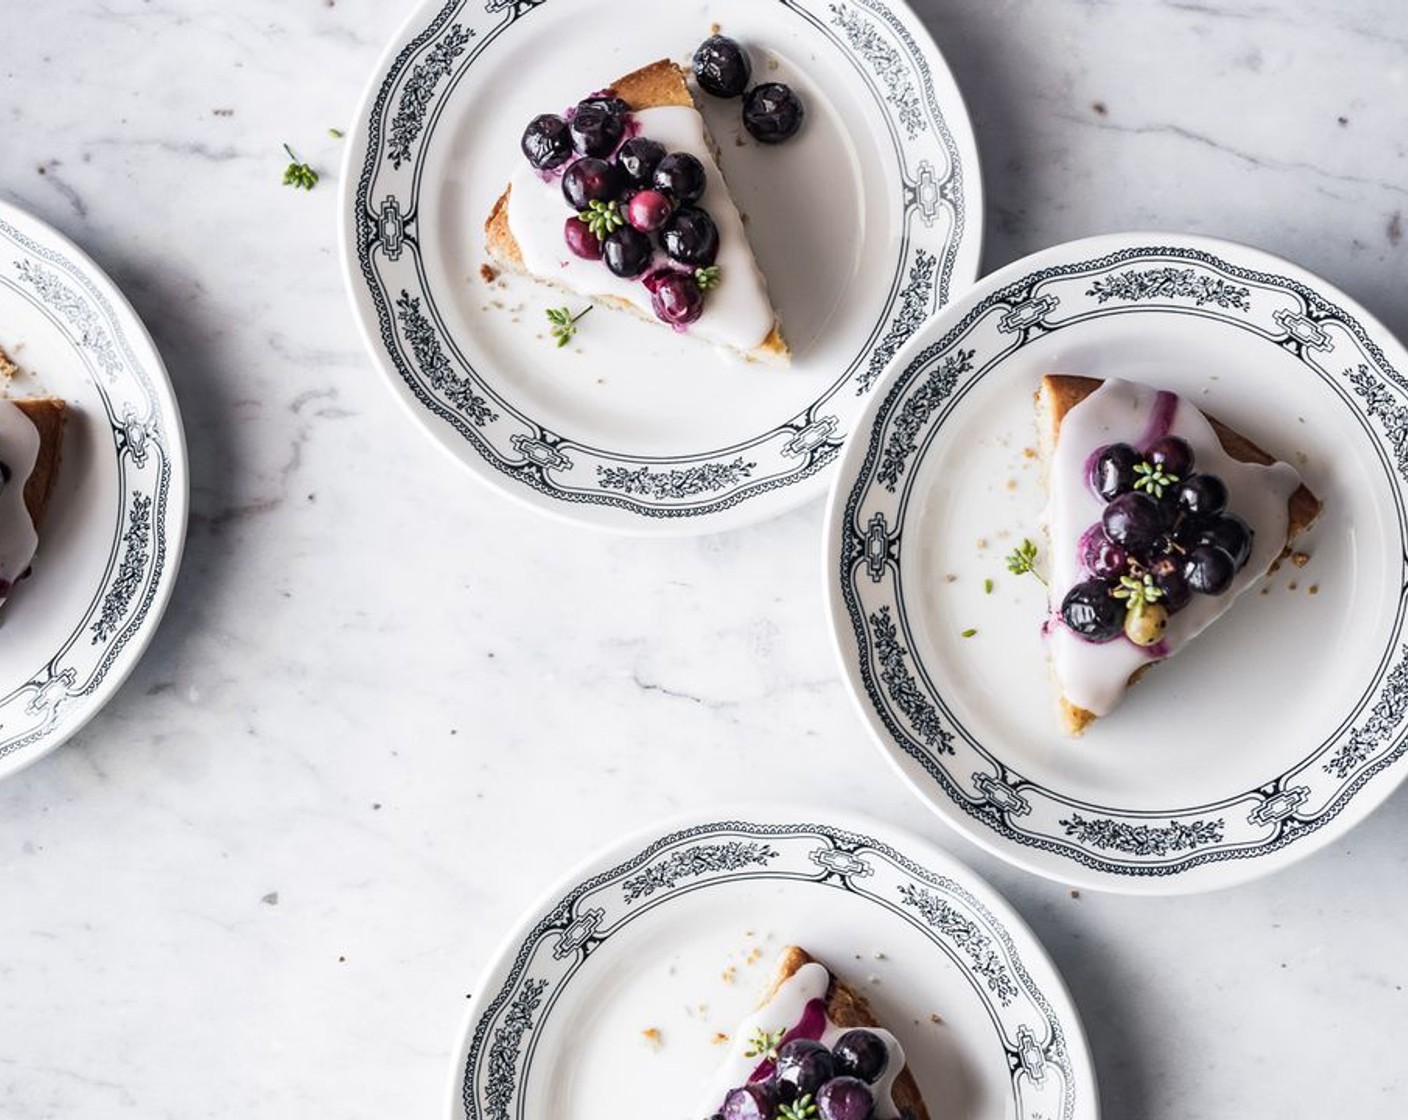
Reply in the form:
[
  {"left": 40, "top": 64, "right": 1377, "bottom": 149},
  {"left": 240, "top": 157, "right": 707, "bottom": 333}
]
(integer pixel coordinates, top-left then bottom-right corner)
[
  {"left": 747, "top": 998, "right": 827, "bottom": 1084},
  {"left": 1139, "top": 391, "right": 1179, "bottom": 452}
]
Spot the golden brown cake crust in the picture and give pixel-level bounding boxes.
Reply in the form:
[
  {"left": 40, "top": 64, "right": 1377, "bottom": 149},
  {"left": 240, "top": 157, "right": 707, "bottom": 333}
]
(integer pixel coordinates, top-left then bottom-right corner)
[
  {"left": 483, "top": 60, "right": 788, "bottom": 360},
  {"left": 1039, "top": 374, "right": 1322, "bottom": 735},
  {"left": 762, "top": 947, "right": 931, "bottom": 1120}
]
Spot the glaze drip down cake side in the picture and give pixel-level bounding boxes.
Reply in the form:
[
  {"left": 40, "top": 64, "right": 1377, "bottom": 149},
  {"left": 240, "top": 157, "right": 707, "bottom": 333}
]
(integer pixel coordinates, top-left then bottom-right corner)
[
  {"left": 1038, "top": 375, "right": 1322, "bottom": 735},
  {"left": 0, "top": 349, "right": 66, "bottom": 607},
  {"left": 485, "top": 60, "right": 789, "bottom": 362}
]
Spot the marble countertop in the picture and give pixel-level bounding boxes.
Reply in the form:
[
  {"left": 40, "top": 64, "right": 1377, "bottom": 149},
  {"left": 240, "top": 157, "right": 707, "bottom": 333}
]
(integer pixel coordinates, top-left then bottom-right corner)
[{"left": 2, "top": 0, "right": 1406, "bottom": 1116}]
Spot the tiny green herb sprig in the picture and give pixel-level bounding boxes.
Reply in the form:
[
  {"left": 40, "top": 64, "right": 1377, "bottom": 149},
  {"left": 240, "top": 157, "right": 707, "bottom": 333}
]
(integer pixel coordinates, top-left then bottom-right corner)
[
  {"left": 1005, "top": 538, "right": 1048, "bottom": 587},
  {"left": 281, "top": 144, "right": 318, "bottom": 191},
  {"left": 546, "top": 305, "right": 592, "bottom": 348},
  {"left": 743, "top": 1026, "right": 785, "bottom": 1061},
  {"left": 1112, "top": 572, "right": 1164, "bottom": 615},
  {"left": 695, "top": 265, "right": 722, "bottom": 292},
  {"left": 1133, "top": 460, "right": 1178, "bottom": 499},
  {"left": 579, "top": 199, "right": 625, "bottom": 239},
  {"left": 778, "top": 1094, "right": 819, "bottom": 1120},
  {"left": 328, "top": 127, "right": 345, "bottom": 140}
]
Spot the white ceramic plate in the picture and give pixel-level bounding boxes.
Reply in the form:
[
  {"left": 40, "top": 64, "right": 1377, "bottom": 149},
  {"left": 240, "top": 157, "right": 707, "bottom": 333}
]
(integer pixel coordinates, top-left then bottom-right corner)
[
  {"left": 341, "top": 0, "right": 981, "bottom": 533},
  {"left": 0, "top": 200, "right": 187, "bottom": 780},
  {"left": 827, "top": 232, "right": 1408, "bottom": 893},
  {"left": 450, "top": 809, "right": 1097, "bottom": 1120}
]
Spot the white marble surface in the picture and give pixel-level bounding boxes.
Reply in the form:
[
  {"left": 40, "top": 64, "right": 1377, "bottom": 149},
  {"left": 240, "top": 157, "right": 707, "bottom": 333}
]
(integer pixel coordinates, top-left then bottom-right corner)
[{"left": 2, "top": 1, "right": 1406, "bottom": 1117}]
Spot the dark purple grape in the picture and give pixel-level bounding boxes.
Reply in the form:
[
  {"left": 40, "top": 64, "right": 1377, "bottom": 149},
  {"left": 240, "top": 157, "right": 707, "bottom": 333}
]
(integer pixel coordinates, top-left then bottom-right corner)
[
  {"left": 570, "top": 98, "right": 628, "bottom": 157},
  {"left": 1102, "top": 491, "right": 1165, "bottom": 554},
  {"left": 816, "top": 1076, "right": 875, "bottom": 1120},
  {"left": 776, "top": 1039, "right": 834, "bottom": 1102},
  {"left": 617, "top": 136, "right": 666, "bottom": 186},
  {"left": 1083, "top": 531, "right": 1128, "bottom": 580},
  {"left": 1061, "top": 579, "right": 1125, "bottom": 642},
  {"left": 693, "top": 35, "right": 753, "bottom": 99},
  {"left": 645, "top": 269, "right": 704, "bottom": 327},
  {"left": 1174, "top": 473, "right": 1228, "bottom": 520},
  {"left": 521, "top": 114, "right": 573, "bottom": 170},
  {"left": 1198, "top": 514, "right": 1252, "bottom": 570},
  {"left": 1147, "top": 435, "right": 1194, "bottom": 478},
  {"left": 743, "top": 82, "right": 806, "bottom": 144},
  {"left": 1148, "top": 553, "right": 1192, "bottom": 613},
  {"left": 602, "top": 226, "right": 653, "bottom": 278},
  {"left": 721, "top": 1084, "right": 774, "bottom": 1120},
  {"left": 562, "top": 216, "right": 602, "bottom": 260},
  {"left": 1183, "top": 545, "right": 1236, "bottom": 595},
  {"left": 561, "top": 158, "right": 623, "bottom": 209},
  {"left": 662, "top": 206, "right": 719, "bottom": 267},
  {"left": 1092, "top": 443, "right": 1141, "bottom": 501},
  {"left": 653, "top": 152, "right": 708, "bottom": 204},
  {"left": 832, "top": 1030, "right": 889, "bottom": 1084}
]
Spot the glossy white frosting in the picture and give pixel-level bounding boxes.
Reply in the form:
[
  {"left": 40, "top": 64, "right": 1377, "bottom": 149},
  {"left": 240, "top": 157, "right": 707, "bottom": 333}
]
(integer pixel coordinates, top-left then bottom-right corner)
[
  {"left": 506, "top": 106, "right": 777, "bottom": 355},
  {"left": 697, "top": 960, "right": 905, "bottom": 1119},
  {"left": 0, "top": 400, "right": 41, "bottom": 599},
  {"left": 1046, "top": 379, "right": 1303, "bottom": 718}
]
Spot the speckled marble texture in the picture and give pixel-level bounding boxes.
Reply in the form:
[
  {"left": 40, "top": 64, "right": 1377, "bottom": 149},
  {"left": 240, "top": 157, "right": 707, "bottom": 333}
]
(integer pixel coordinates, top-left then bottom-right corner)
[{"left": 1, "top": 1, "right": 1405, "bottom": 1117}]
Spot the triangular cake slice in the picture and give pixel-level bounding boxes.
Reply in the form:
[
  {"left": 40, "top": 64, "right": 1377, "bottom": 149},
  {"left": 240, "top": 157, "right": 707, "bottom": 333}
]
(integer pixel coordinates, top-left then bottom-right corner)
[
  {"left": 698, "top": 946, "right": 930, "bottom": 1120},
  {"left": 1039, "top": 375, "right": 1321, "bottom": 735},
  {"left": 0, "top": 347, "right": 67, "bottom": 604},
  {"left": 485, "top": 60, "right": 789, "bottom": 362}
]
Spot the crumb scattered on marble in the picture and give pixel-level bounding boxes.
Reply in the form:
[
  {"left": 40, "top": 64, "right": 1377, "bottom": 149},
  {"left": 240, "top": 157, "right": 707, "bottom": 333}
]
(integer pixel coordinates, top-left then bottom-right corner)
[
  {"left": 261, "top": 892, "right": 279, "bottom": 906},
  {"left": 722, "top": 966, "right": 737, "bottom": 984},
  {"left": 1291, "top": 552, "right": 1310, "bottom": 568},
  {"left": 928, "top": 1013, "right": 944, "bottom": 1025},
  {"left": 712, "top": 1032, "right": 730, "bottom": 1045},
  {"left": 1022, "top": 447, "right": 1038, "bottom": 460},
  {"left": 745, "top": 947, "right": 763, "bottom": 966},
  {"left": 711, "top": 21, "right": 722, "bottom": 34},
  {"left": 1288, "top": 581, "right": 1298, "bottom": 591},
  {"left": 1260, "top": 587, "right": 1270, "bottom": 596},
  {"left": 1338, "top": 115, "right": 1350, "bottom": 127},
  {"left": 944, "top": 573, "right": 958, "bottom": 583},
  {"left": 873, "top": 951, "right": 887, "bottom": 960},
  {"left": 1005, "top": 478, "right": 1018, "bottom": 492},
  {"left": 642, "top": 1028, "right": 663, "bottom": 1048},
  {"left": 1092, "top": 101, "right": 1108, "bottom": 116},
  {"left": 480, "top": 263, "right": 499, "bottom": 283},
  {"left": 977, "top": 538, "right": 988, "bottom": 550},
  {"left": 767, "top": 55, "right": 780, "bottom": 71},
  {"left": 1069, "top": 889, "right": 1080, "bottom": 899},
  {"left": 1390, "top": 211, "right": 1404, "bottom": 248},
  {"left": 1309, "top": 584, "right": 1320, "bottom": 595}
]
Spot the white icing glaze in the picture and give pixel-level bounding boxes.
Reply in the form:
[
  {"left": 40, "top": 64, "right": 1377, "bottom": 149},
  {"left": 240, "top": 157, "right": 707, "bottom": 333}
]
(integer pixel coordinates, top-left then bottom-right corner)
[
  {"left": 696, "top": 961, "right": 905, "bottom": 1119},
  {"left": 1046, "top": 379, "right": 1303, "bottom": 717},
  {"left": 506, "top": 106, "right": 777, "bottom": 355}
]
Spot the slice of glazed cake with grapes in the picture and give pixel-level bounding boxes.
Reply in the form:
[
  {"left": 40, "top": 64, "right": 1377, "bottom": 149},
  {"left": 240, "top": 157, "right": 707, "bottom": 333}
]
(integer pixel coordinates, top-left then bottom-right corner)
[
  {"left": 485, "top": 49, "right": 790, "bottom": 362},
  {"left": 699, "top": 947, "right": 929, "bottom": 1120},
  {"left": 1038, "top": 375, "right": 1322, "bottom": 736}
]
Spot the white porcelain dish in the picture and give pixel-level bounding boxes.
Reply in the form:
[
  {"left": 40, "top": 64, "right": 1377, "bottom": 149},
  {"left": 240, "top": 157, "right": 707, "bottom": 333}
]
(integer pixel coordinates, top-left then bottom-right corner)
[
  {"left": 0, "top": 199, "right": 187, "bottom": 780},
  {"left": 827, "top": 232, "right": 1408, "bottom": 893},
  {"left": 450, "top": 808, "right": 1097, "bottom": 1119},
  {"left": 341, "top": 0, "right": 981, "bottom": 533}
]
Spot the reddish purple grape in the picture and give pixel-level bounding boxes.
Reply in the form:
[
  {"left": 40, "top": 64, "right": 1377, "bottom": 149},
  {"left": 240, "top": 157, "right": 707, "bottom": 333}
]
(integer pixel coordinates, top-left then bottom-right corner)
[
  {"left": 1083, "top": 531, "right": 1128, "bottom": 580},
  {"left": 644, "top": 270, "right": 704, "bottom": 327},
  {"left": 626, "top": 189, "right": 673, "bottom": 233},
  {"left": 562, "top": 216, "right": 602, "bottom": 260}
]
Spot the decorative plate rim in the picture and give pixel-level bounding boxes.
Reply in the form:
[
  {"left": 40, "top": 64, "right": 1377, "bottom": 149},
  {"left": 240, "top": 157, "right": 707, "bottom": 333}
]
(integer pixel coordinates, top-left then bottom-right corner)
[
  {"left": 338, "top": 0, "right": 984, "bottom": 535},
  {"left": 0, "top": 197, "right": 189, "bottom": 782},
  {"left": 825, "top": 230, "right": 1408, "bottom": 895},
  {"left": 446, "top": 804, "right": 1099, "bottom": 1120}
]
